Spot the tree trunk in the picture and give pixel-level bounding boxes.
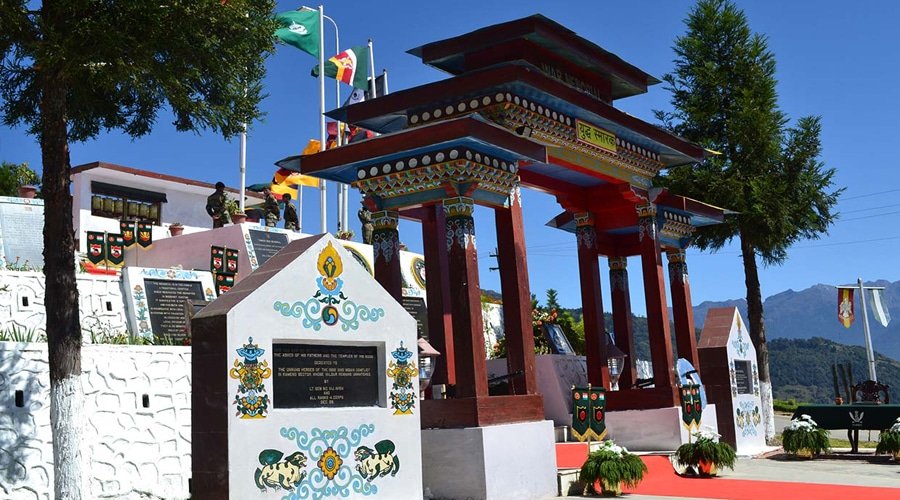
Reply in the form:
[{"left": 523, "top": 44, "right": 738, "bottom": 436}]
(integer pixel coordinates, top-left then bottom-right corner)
[
  {"left": 739, "top": 230, "right": 775, "bottom": 442},
  {"left": 40, "top": 55, "right": 84, "bottom": 498}
]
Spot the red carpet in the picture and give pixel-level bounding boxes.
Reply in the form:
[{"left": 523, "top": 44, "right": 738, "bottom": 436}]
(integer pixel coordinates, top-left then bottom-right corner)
[
  {"left": 556, "top": 442, "right": 589, "bottom": 469},
  {"left": 623, "top": 455, "right": 899, "bottom": 499}
]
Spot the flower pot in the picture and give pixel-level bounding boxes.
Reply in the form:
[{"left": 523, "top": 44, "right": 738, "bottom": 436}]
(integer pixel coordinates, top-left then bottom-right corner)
[
  {"left": 795, "top": 448, "right": 814, "bottom": 459},
  {"left": 17, "top": 185, "right": 37, "bottom": 199},
  {"left": 169, "top": 225, "right": 184, "bottom": 237},
  {"left": 698, "top": 459, "right": 718, "bottom": 476},
  {"left": 592, "top": 478, "right": 622, "bottom": 497},
  {"left": 231, "top": 212, "right": 247, "bottom": 224}
]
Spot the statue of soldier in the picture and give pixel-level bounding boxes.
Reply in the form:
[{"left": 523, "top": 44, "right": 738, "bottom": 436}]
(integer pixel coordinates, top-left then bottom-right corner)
[
  {"left": 263, "top": 187, "right": 280, "bottom": 227},
  {"left": 283, "top": 192, "right": 299, "bottom": 231},
  {"left": 358, "top": 203, "right": 373, "bottom": 244},
  {"left": 206, "top": 181, "right": 231, "bottom": 228}
]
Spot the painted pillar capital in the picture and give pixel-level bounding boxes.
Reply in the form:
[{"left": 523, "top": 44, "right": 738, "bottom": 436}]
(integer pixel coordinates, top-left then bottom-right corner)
[
  {"left": 574, "top": 212, "right": 598, "bottom": 250},
  {"left": 667, "top": 249, "right": 689, "bottom": 285},
  {"left": 371, "top": 210, "right": 400, "bottom": 231},
  {"left": 608, "top": 256, "right": 628, "bottom": 270},
  {"left": 443, "top": 197, "right": 475, "bottom": 218},
  {"left": 636, "top": 203, "right": 657, "bottom": 243},
  {"left": 444, "top": 197, "right": 476, "bottom": 251},
  {"left": 608, "top": 256, "right": 629, "bottom": 292}
]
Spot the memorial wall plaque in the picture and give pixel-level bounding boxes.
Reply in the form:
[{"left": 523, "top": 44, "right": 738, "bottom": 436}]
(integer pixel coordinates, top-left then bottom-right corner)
[
  {"left": 401, "top": 297, "right": 428, "bottom": 339},
  {"left": 272, "top": 343, "right": 380, "bottom": 408},
  {"left": 248, "top": 229, "right": 290, "bottom": 266},
  {"left": 144, "top": 278, "right": 205, "bottom": 339},
  {"left": 733, "top": 359, "right": 753, "bottom": 395},
  {"left": 0, "top": 198, "right": 44, "bottom": 268}
]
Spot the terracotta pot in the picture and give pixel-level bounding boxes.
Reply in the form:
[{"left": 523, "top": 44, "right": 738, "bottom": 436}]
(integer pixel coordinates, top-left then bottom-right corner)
[
  {"left": 698, "top": 459, "right": 718, "bottom": 476},
  {"left": 231, "top": 212, "right": 247, "bottom": 224},
  {"left": 592, "top": 478, "right": 622, "bottom": 496},
  {"left": 17, "top": 185, "right": 37, "bottom": 199},
  {"left": 169, "top": 225, "right": 184, "bottom": 236}
]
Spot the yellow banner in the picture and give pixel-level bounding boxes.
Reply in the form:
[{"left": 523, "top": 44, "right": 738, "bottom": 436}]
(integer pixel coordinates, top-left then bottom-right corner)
[{"left": 575, "top": 120, "right": 617, "bottom": 153}]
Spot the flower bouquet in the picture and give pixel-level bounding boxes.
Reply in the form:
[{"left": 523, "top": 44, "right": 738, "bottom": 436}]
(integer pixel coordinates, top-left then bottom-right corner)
[
  {"left": 579, "top": 440, "right": 647, "bottom": 496},
  {"left": 781, "top": 414, "right": 829, "bottom": 458},
  {"left": 674, "top": 427, "right": 736, "bottom": 477},
  {"left": 875, "top": 417, "right": 900, "bottom": 460}
]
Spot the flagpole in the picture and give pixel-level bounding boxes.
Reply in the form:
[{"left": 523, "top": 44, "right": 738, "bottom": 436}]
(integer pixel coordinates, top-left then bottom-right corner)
[
  {"left": 318, "top": 5, "right": 327, "bottom": 234},
  {"left": 298, "top": 185, "right": 303, "bottom": 233},
  {"left": 368, "top": 39, "right": 377, "bottom": 99},
  {"left": 322, "top": 12, "right": 343, "bottom": 231},
  {"left": 857, "top": 277, "right": 877, "bottom": 382},
  {"left": 239, "top": 123, "right": 247, "bottom": 213}
]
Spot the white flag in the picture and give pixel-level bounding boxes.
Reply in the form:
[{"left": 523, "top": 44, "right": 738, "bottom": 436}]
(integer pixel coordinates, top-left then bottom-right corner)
[{"left": 867, "top": 289, "right": 891, "bottom": 327}]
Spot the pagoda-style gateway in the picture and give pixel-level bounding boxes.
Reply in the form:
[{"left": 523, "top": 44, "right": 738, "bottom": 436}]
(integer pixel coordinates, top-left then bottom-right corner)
[{"left": 299, "top": 15, "right": 725, "bottom": 498}]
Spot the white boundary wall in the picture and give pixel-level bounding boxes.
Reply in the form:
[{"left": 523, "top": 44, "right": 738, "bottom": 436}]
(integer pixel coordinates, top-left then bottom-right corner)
[{"left": 0, "top": 343, "right": 192, "bottom": 499}]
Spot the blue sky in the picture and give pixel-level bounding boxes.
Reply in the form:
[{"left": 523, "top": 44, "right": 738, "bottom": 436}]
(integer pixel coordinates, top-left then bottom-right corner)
[{"left": 3, "top": 1, "right": 900, "bottom": 314}]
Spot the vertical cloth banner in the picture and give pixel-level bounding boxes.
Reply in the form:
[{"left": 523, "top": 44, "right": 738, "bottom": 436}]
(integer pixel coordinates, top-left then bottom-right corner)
[
  {"left": 571, "top": 386, "right": 607, "bottom": 442},
  {"left": 210, "top": 246, "right": 226, "bottom": 274},
  {"left": 86, "top": 231, "right": 107, "bottom": 266},
  {"left": 838, "top": 287, "right": 855, "bottom": 328},
  {"left": 106, "top": 234, "right": 125, "bottom": 268},
  {"left": 225, "top": 248, "right": 239, "bottom": 274},
  {"left": 680, "top": 384, "right": 703, "bottom": 430},
  {"left": 120, "top": 220, "right": 136, "bottom": 248},
  {"left": 137, "top": 221, "right": 153, "bottom": 249},
  {"left": 867, "top": 289, "right": 891, "bottom": 327}
]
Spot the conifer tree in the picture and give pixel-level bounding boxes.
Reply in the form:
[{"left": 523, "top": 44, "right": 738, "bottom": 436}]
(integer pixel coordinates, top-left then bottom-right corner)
[{"left": 656, "top": 0, "right": 841, "bottom": 441}]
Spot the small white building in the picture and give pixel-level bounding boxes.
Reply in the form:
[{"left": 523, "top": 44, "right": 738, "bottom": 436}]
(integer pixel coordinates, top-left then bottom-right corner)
[{"left": 71, "top": 161, "right": 263, "bottom": 252}]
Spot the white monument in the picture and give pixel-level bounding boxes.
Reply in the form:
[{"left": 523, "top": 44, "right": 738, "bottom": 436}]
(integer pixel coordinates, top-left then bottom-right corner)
[
  {"left": 191, "top": 234, "right": 422, "bottom": 499},
  {"left": 699, "top": 307, "right": 767, "bottom": 455}
]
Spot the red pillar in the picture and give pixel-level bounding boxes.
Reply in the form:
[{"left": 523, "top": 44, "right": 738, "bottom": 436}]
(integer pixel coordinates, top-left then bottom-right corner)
[
  {"left": 608, "top": 256, "right": 637, "bottom": 389},
  {"left": 422, "top": 204, "right": 456, "bottom": 387},
  {"left": 372, "top": 210, "right": 402, "bottom": 301},
  {"left": 443, "top": 197, "right": 488, "bottom": 398},
  {"left": 637, "top": 204, "right": 675, "bottom": 388},
  {"left": 668, "top": 249, "right": 700, "bottom": 369},
  {"left": 575, "top": 213, "right": 609, "bottom": 388},
  {"left": 495, "top": 188, "right": 537, "bottom": 395}
]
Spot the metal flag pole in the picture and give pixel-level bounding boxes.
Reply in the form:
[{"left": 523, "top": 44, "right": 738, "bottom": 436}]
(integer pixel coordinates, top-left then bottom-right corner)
[
  {"left": 239, "top": 122, "right": 247, "bottom": 213},
  {"left": 298, "top": 185, "right": 303, "bottom": 233},
  {"left": 857, "top": 277, "right": 877, "bottom": 382},
  {"left": 368, "top": 39, "right": 377, "bottom": 99},
  {"left": 321, "top": 12, "right": 343, "bottom": 231},
  {"left": 317, "top": 5, "right": 327, "bottom": 234}
]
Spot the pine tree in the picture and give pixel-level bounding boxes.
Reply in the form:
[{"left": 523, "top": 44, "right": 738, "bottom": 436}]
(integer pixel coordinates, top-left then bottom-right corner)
[
  {"left": 0, "top": 2, "right": 276, "bottom": 495},
  {"left": 655, "top": 0, "right": 841, "bottom": 441}
]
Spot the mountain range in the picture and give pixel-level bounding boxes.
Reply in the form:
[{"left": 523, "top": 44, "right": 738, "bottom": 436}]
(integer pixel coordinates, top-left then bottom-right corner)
[{"left": 691, "top": 279, "right": 900, "bottom": 361}]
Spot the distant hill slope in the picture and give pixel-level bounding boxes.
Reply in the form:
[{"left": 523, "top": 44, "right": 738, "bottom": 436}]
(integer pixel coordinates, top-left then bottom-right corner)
[
  {"left": 692, "top": 280, "right": 900, "bottom": 360},
  {"left": 769, "top": 337, "right": 900, "bottom": 404}
]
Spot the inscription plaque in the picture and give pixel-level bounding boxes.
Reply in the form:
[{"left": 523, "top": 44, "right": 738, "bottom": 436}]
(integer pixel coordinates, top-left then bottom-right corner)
[
  {"left": 272, "top": 343, "right": 379, "bottom": 408},
  {"left": 0, "top": 200, "right": 44, "bottom": 267},
  {"left": 733, "top": 359, "right": 753, "bottom": 395},
  {"left": 144, "top": 279, "right": 205, "bottom": 339},
  {"left": 401, "top": 297, "right": 428, "bottom": 339},
  {"left": 248, "top": 230, "right": 290, "bottom": 266}
]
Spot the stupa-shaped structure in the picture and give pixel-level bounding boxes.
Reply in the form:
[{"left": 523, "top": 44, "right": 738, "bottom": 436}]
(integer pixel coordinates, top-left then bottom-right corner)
[{"left": 297, "top": 15, "right": 727, "bottom": 426}]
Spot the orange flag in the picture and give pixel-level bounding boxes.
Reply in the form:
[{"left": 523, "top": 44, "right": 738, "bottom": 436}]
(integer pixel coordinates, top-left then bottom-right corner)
[{"left": 838, "top": 288, "right": 854, "bottom": 328}]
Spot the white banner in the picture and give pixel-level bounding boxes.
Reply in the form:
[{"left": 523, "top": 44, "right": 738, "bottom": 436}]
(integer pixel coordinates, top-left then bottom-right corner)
[{"left": 867, "top": 288, "right": 891, "bottom": 327}]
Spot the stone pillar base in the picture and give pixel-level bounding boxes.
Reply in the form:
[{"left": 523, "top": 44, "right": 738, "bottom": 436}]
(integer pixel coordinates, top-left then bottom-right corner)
[
  {"left": 605, "top": 404, "right": 718, "bottom": 451},
  {"left": 422, "top": 420, "right": 557, "bottom": 500}
]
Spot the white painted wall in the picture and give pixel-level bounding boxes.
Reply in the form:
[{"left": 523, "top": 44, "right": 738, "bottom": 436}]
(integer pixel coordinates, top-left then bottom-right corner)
[
  {"left": 0, "top": 342, "right": 192, "bottom": 499},
  {"left": 0, "top": 271, "right": 128, "bottom": 341}
]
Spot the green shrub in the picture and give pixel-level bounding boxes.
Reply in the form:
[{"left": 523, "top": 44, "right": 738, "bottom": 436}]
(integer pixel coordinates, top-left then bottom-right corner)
[
  {"left": 875, "top": 418, "right": 900, "bottom": 456},
  {"left": 579, "top": 440, "right": 647, "bottom": 492},
  {"left": 782, "top": 414, "right": 830, "bottom": 456},
  {"left": 773, "top": 399, "right": 800, "bottom": 412},
  {"left": 674, "top": 428, "right": 736, "bottom": 472}
]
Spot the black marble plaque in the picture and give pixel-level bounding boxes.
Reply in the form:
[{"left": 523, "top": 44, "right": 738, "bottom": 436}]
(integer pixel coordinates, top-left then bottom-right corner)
[
  {"left": 272, "top": 343, "right": 380, "bottom": 408},
  {"left": 144, "top": 279, "right": 205, "bottom": 340},
  {"left": 544, "top": 323, "right": 576, "bottom": 355},
  {"left": 248, "top": 229, "right": 290, "bottom": 266},
  {"left": 733, "top": 359, "right": 753, "bottom": 395},
  {"left": 401, "top": 296, "right": 428, "bottom": 339}
]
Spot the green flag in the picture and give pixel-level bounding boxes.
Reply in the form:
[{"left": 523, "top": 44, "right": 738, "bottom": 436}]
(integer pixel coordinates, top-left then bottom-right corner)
[
  {"left": 312, "top": 46, "right": 369, "bottom": 90},
  {"left": 275, "top": 10, "right": 320, "bottom": 58}
]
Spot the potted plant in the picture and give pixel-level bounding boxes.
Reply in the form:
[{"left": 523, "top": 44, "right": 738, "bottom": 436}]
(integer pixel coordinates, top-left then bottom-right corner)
[
  {"left": 224, "top": 196, "right": 246, "bottom": 224},
  {"left": 674, "top": 428, "right": 736, "bottom": 477},
  {"left": 17, "top": 185, "right": 38, "bottom": 199},
  {"left": 168, "top": 222, "right": 184, "bottom": 236},
  {"left": 781, "top": 414, "right": 830, "bottom": 458},
  {"left": 579, "top": 440, "right": 647, "bottom": 496},
  {"left": 876, "top": 417, "right": 900, "bottom": 459}
]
